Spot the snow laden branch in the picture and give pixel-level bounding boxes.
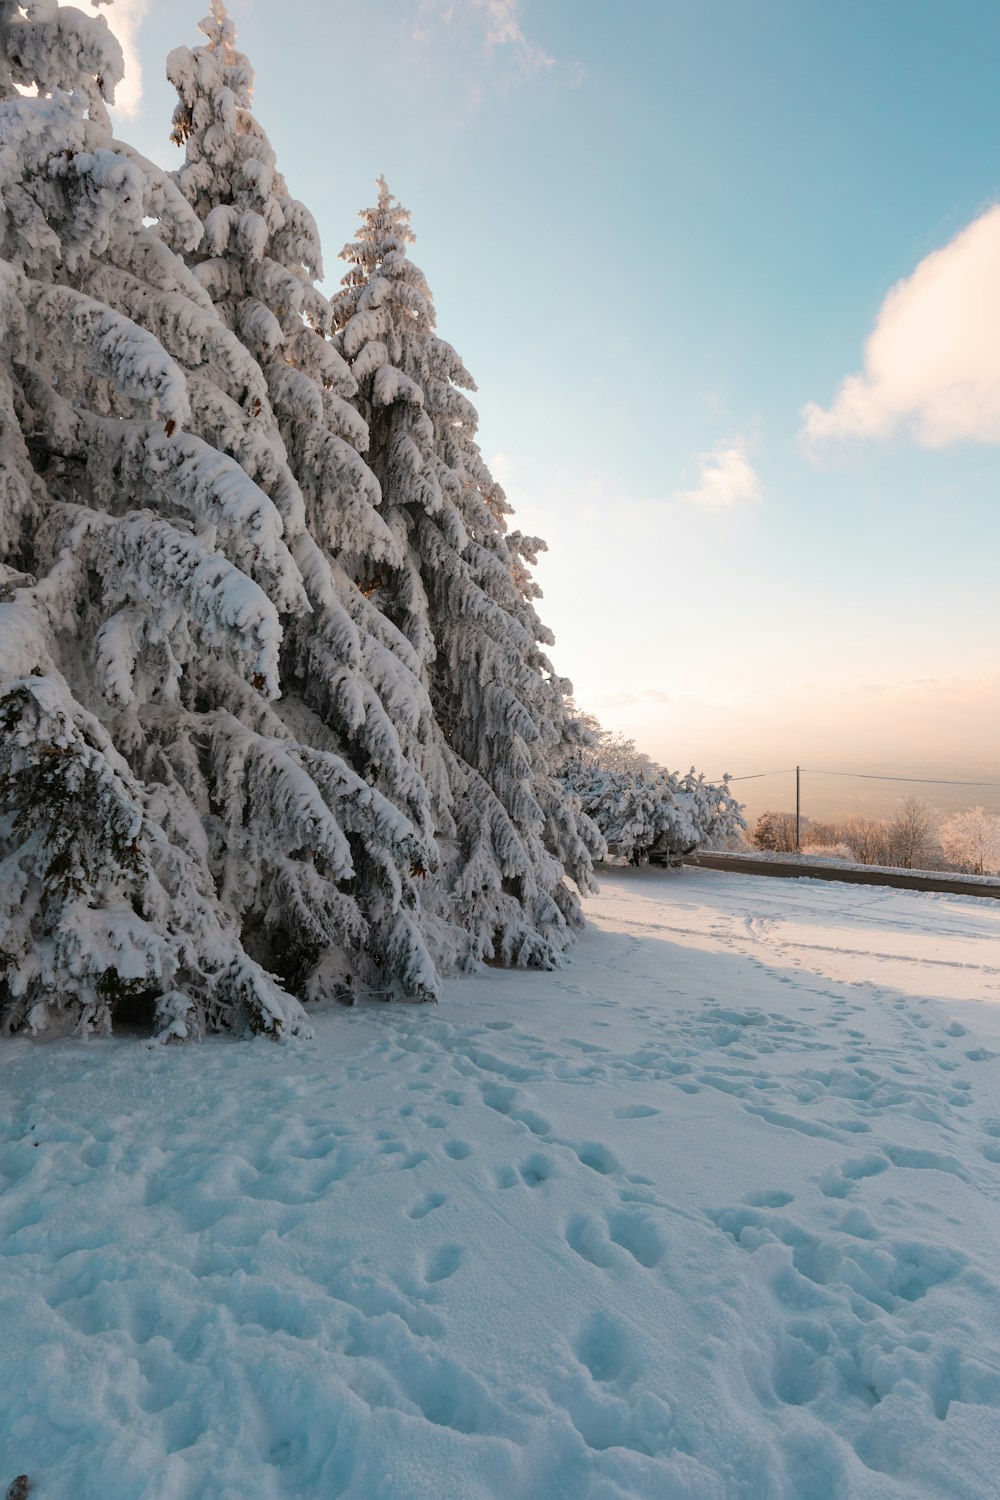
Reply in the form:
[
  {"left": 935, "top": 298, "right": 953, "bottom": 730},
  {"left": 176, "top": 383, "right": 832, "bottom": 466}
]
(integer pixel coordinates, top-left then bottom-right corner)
[{"left": 21, "top": 280, "right": 191, "bottom": 425}]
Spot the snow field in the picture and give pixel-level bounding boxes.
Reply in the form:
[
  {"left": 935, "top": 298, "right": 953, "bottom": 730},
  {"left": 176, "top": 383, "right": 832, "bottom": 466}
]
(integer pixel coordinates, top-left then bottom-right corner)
[{"left": 2, "top": 868, "right": 999, "bottom": 1499}]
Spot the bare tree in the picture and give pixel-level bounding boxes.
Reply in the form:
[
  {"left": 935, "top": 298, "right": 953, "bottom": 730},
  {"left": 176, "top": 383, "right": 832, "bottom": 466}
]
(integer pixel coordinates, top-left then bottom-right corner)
[
  {"left": 842, "top": 817, "right": 893, "bottom": 866},
  {"left": 885, "top": 797, "right": 940, "bottom": 870},
  {"left": 751, "top": 811, "right": 798, "bottom": 854},
  {"left": 802, "top": 819, "right": 842, "bottom": 849},
  {"left": 941, "top": 807, "right": 1000, "bottom": 875}
]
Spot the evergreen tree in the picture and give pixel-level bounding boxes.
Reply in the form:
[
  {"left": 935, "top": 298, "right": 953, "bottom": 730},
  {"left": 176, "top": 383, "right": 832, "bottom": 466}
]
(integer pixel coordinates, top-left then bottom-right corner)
[
  {"left": 0, "top": 0, "right": 605, "bottom": 1040},
  {"left": 334, "top": 180, "right": 602, "bottom": 966},
  {"left": 0, "top": 0, "right": 434, "bottom": 1039},
  {"left": 167, "top": 1, "right": 442, "bottom": 998}
]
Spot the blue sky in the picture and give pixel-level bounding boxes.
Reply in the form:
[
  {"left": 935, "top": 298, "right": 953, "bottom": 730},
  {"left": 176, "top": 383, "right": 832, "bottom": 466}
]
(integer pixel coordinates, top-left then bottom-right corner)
[{"left": 110, "top": 0, "right": 1000, "bottom": 780}]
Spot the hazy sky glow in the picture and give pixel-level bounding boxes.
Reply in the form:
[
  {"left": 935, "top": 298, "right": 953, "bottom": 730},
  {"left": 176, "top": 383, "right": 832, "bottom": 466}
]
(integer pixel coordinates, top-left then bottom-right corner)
[{"left": 107, "top": 0, "right": 1000, "bottom": 788}]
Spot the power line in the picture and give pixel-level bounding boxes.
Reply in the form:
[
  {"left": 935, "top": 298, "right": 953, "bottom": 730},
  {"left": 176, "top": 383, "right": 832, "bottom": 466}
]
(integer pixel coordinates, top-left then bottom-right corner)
[
  {"left": 804, "top": 769, "right": 1000, "bottom": 789},
  {"left": 719, "top": 769, "right": 796, "bottom": 782},
  {"left": 713, "top": 767, "right": 1000, "bottom": 790}
]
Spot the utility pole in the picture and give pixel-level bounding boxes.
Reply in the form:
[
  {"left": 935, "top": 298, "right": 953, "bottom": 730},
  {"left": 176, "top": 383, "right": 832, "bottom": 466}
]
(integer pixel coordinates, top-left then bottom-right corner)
[{"left": 795, "top": 765, "right": 801, "bottom": 852}]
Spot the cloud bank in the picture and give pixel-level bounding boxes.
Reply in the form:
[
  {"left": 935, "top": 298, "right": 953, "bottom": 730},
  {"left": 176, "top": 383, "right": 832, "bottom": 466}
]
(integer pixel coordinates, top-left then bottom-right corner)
[
  {"left": 804, "top": 206, "right": 1000, "bottom": 448},
  {"left": 673, "top": 445, "right": 761, "bottom": 509}
]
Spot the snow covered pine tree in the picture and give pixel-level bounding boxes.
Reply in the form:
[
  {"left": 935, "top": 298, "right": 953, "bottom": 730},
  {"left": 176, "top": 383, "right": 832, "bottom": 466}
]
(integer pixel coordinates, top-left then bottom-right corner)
[
  {"left": 334, "top": 178, "right": 603, "bottom": 968},
  {"left": 0, "top": 0, "right": 600, "bottom": 1040},
  {"left": 166, "top": 0, "right": 442, "bottom": 1003},
  {"left": 0, "top": 0, "right": 437, "bottom": 1039}
]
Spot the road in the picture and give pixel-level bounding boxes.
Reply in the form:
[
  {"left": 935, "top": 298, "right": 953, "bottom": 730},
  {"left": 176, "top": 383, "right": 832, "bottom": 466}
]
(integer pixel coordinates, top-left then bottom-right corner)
[{"left": 673, "top": 850, "right": 1000, "bottom": 900}]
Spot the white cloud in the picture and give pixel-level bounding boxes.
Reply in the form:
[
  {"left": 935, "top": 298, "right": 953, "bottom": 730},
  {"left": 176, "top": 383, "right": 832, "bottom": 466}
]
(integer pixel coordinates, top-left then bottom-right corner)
[
  {"left": 99, "top": 0, "right": 148, "bottom": 118},
  {"left": 803, "top": 206, "right": 1000, "bottom": 448},
  {"left": 673, "top": 445, "right": 761, "bottom": 510},
  {"left": 414, "top": 0, "right": 555, "bottom": 74}
]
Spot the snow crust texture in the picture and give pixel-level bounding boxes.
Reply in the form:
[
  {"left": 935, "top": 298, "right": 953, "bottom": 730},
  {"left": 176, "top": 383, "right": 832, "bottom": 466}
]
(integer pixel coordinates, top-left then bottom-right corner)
[{"left": 2, "top": 869, "right": 999, "bottom": 1498}]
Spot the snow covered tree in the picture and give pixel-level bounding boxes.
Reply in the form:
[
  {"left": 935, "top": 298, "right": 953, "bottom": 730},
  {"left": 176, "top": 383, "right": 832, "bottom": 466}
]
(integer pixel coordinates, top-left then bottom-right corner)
[
  {"left": 750, "top": 811, "right": 799, "bottom": 854},
  {"left": 0, "top": 0, "right": 608, "bottom": 1041},
  {"left": 334, "top": 180, "right": 602, "bottom": 965},
  {"left": 941, "top": 806, "right": 1000, "bottom": 876},
  {"left": 0, "top": 0, "right": 437, "bottom": 1040},
  {"left": 166, "top": 1, "right": 442, "bottom": 999},
  {"left": 560, "top": 717, "right": 744, "bottom": 864}
]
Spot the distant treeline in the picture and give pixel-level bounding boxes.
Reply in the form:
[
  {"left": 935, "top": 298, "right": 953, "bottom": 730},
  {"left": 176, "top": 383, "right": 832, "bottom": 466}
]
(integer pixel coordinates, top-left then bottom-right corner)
[{"left": 748, "top": 799, "right": 1000, "bottom": 875}]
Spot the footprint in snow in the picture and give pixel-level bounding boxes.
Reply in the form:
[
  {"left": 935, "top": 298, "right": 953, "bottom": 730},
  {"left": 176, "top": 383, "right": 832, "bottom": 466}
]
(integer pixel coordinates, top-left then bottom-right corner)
[
  {"left": 408, "top": 1191, "right": 446, "bottom": 1220},
  {"left": 573, "top": 1142, "right": 622, "bottom": 1175},
  {"left": 565, "top": 1214, "right": 616, "bottom": 1269},
  {"left": 575, "top": 1309, "right": 639, "bottom": 1386},
  {"left": 519, "top": 1153, "right": 555, "bottom": 1187},
  {"left": 424, "top": 1243, "right": 464, "bottom": 1283},
  {"left": 565, "top": 1210, "right": 667, "bottom": 1270},
  {"left": 607, "top": 1209, "right": 667, "bottom": 1268},
  {"left": 443, "top": 1140, "right": 473, "bottom": 1161},
  {"left": 398, "top": 1150, "right": 430, "bottom": 1170}
]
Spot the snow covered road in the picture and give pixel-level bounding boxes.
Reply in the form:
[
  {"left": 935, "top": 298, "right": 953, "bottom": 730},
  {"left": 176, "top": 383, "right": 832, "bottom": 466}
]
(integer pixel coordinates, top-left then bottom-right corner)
[{"left": 2, "top": 868, "right": 999, "bottom": 1499}]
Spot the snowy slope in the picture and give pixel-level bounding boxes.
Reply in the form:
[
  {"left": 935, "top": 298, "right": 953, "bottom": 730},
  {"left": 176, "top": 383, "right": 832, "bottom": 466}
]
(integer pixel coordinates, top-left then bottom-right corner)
[{"left": 2, "top": 868, "right": 999, "bottom": 1500}]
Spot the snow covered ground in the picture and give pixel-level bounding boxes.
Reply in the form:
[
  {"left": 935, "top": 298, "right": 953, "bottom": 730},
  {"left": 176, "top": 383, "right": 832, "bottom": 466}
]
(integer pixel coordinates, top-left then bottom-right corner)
[{"left": 3, "top": 868, "right": 1000, "bottom": 1500}]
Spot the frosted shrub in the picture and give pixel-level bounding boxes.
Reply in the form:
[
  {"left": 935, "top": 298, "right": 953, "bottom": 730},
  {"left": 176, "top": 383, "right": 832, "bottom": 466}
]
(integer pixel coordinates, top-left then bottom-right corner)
[{"left": 560, "top": 719, "right": 743, "bottom": 865}]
